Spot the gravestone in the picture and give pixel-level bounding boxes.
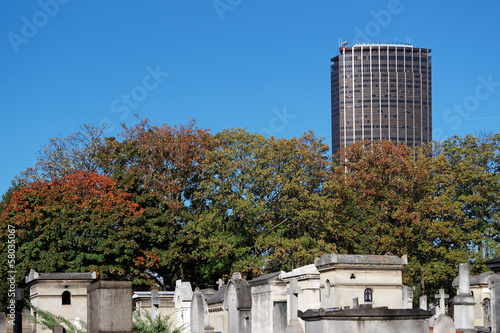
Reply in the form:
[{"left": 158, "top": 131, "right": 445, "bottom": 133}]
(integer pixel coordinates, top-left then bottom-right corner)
[
  {"left": 435, "top": 288, "right": 449, "bottom": 316},
  {"left": 87, "top": 281, "right": 133, "bottom": 333},
  {"left": 224, "top": 272, "right": 252, "bottom": 333},
  {"left": 453, "top": 263, "right": 476, "bottom": 333},
  {"left": 285, "top": 279, "right": 303, "bottom": 333},
  {"left": 402, "top": 286, "right": 413, "bottom": 309},
  {"left": 273, "top": 303, "right": 286, "bottom": 333},
  {"left": 0, "top": 312, "right": 6, "bottom": 333},
  {"left": 150, "top": 289, "right": 160, "bottom": 319},
  {"left": 434, "top": 315, "right": 455, "bottom": 333},
  {"left": 191, "top": 288, "right": 204, "bottom": 333},
  {"left": 419, "top": 295, "right": 427, "bottom": 310}
]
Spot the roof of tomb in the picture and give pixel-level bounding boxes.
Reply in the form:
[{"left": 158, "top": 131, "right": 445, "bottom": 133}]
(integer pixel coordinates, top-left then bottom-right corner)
[
  {"left": 25, "top": 269, "right": 96, "bottom": 284},
  {"left": 315, "top": 254, "right": 407, "bottom": 271},
  {"left": 248, "top": 271, "right": 284, "bottom": 286}
]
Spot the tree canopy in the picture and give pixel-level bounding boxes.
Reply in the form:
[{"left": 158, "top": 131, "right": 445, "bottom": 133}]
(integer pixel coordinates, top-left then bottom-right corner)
[{"left": 1, "top": 119, "right": 499, "bottom": 310}]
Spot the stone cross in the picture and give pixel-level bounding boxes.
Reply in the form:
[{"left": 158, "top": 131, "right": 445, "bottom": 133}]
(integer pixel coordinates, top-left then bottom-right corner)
[
  {"left": 216, "top": 278, "right": 225, "bottom": 290},
  {"left": 286, "top": 279, "right": 304, "bottom": 333},
  {"left": 435, "top": 288, "right": 449, "bottom": 316}
]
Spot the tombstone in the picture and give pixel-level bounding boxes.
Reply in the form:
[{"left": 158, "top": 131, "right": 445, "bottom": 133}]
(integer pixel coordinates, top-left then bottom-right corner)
[
  {"left": 352, "top": 297, "right": 359, "bottom": 309},
  {"left": 87, "top": 281, "right": 133, "bottom": 333},
  {"left": 434, "top": 315, "right": 456, "bottom": 333},
  {"left": 453, "top": 263, "right": 476, "bottom": 333},
  {"left": 224, "top": 272, "right": 252, "bottom": 333},
  {"left": 285, "top": 279, "right": 303, "bottom": 333},
  {"left": 419, "top": 295, "right": 427, "bottom": 310},
  {"left": 248, "top": 271, "right": 287, "bottom": 333},
  {"left": 0, "top": 312, "right": 6, "bottom": 333},
  {"left": 150, "top": 289, "right": 160, "bottom": 319},
  {"left": 402, "top": 286, "right": 413, "bottom": 309},
  {"left": 434, "top": 288, "right": 449, "bottom": 316},
  {"left": 191, "top": 289, "right": 204, "bottom": 333},
  {"left": 174, "top": 280, "right": 193, "bottom": 332},
  {"left": 273, "top": 304, "right": 286, "bottom": 333}
]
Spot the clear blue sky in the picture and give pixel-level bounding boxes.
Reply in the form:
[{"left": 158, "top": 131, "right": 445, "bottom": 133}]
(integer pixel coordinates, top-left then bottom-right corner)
[{"left": 1, "top": 1, "right": 500, "bottom": 196}]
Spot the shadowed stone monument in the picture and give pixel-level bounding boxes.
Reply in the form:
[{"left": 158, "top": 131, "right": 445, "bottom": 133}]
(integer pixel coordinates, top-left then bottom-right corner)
[
  {"left": 224, "top": 272, "right": 252, "bottom": 333},
  {"left": 485, "top": 256, "right": 500, "bottom": 333},
  {"left": 87, "top": 281, "right": 133, "bottom": 333}
]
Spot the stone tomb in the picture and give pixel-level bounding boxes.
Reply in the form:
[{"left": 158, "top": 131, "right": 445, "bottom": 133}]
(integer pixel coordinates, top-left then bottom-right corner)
[
  {"left": 132, "top": 291, "right": 175, "bottom": 320},
  {"left": 174, "top": 280, "right": 193, "bottom": 332},
  {"left": 25, "top": 270, "right": 96, "bottom": 333},
  {"left": 224, "top": 273, "right": 252, "bottom": 333},
  {"left": 206, "top": 282, "right": 227, "bottom": 333},
  {"left": 315, "top": 254, "right": 407, "bottom": 309},
  {"left": 298, "top": 307, "right": 432, "bottom": 333},
  {"left": 248, "top": 271, "right": 287, "bottom": 333},
  {"left": 190, "top": 288, "right": 216, "bottom": 333}
]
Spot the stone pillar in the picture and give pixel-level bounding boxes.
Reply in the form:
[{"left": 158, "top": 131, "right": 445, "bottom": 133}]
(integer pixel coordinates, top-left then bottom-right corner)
[
  {"left": 453, "top": 263, "right": 476, "bottom": 333},
  {"left": 87, "top": 281, "right": 133, "bottom": 333},
  {"left": 486, "top": 256, "right": 500, "bottom": 333},
  {"left": 150, "top": 289, "right": 160, "bottom": 319}
]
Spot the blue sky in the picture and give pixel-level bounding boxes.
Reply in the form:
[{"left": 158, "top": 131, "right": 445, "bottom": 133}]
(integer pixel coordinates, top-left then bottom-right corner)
[{"left": 1, "top": 1, "right": 500, "bottom": 196}]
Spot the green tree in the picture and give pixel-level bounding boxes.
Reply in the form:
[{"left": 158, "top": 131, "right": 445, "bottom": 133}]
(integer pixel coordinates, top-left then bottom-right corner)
[{"left": 184, "top": 129, "right": 333, "bottom": 284}]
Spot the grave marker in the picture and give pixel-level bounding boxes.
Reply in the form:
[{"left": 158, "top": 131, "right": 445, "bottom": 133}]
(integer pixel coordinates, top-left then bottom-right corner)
[{"left": 285, "top": 279, "right": 303, "bottom": 333}]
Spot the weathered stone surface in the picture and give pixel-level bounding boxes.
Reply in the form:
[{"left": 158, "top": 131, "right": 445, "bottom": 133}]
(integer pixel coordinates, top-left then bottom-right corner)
[
  {"left": 273, "top": 304, "right": 286, "bottom": 333},
  {"left": 299, "top": 307, "right": 432, "bottom": 333},
  {"left": 87, "top": 281, "right": 133, "bottom": 333},
  {"left": 190, "top": 289, "right": 204, "bottom": 333},
  {"left": 434, "top": 315, "right": 455, "bottom": 333}
]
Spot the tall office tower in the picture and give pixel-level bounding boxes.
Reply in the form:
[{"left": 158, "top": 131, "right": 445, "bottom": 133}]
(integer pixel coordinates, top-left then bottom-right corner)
[{"left": 330, "top": 42, "right": 432, "bottom": 154}]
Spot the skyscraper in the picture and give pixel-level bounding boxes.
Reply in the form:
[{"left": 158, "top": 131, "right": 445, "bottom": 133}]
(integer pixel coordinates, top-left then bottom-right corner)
[{"left": 330, "top": 42, "right": 432, "bottom": 153}]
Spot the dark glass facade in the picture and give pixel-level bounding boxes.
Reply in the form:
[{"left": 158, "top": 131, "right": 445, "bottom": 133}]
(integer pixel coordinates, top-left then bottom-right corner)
[{"left": 331, "top": 43, "right": 432, "bottom": 153}]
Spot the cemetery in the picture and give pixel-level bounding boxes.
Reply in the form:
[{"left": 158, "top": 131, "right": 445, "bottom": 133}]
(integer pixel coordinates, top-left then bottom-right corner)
[{"left": 1, "top": 253, "right": 500, "bottom": 333}]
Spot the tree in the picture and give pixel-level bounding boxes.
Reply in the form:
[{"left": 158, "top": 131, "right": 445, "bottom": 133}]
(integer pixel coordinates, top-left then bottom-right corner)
[
  {"left": 15, "top": 123, "right": 107, "bottom": 186},
  {"left": 183, "top": 129, "right": 333, "bottom": 284},
  {"left": 0, "top": 171, "right": 146, "bottom": 310},
  {"left": 96, "top": 118, "right": 212, "bottom": 289}
]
